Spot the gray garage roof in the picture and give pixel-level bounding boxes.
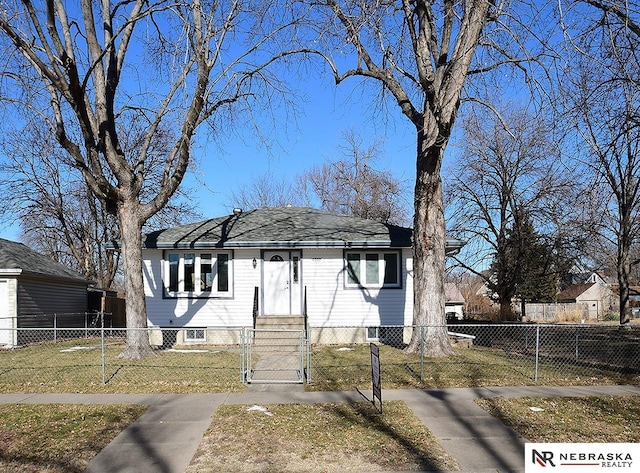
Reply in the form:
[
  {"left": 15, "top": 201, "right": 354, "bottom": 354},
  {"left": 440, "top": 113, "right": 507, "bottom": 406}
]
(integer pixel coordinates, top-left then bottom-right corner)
[
  {"left": 0, "top": 238, "right": 88, "bottom": 282},
  {"left": 143, "top": 207, "right": 413, "bottom": 249},
  {"left": 141, "top": 207, "right": 464, "bottom": 251}
]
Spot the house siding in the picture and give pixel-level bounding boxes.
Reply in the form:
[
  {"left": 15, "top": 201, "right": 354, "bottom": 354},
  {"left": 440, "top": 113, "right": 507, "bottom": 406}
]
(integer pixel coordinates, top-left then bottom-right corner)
[
  {"left": 0, "top": 278, "right": 18, "bottom": 320},
  {"left": 0, "top": 278, "right": 18, "bottom": 346},
  {"left": 16, "top": 277, "right": 88, "bottom": 326},
  {"left": 302, "top": 248, "right": 413, "bottom": 327},
  {"left": 144, "top": 248, "right": 260, "bottom": 327},
  {"left": 143, "top": 247, "right": 414, "bottom": 330},
  {"left": 576, "top": 284, "right": 613, "bottom": 319}
]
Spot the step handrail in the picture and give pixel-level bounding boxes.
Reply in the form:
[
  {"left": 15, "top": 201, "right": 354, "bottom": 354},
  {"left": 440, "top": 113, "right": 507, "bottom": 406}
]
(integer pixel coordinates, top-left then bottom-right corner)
[
  {"left": 303, "top": 286, "right": 308, "bottom": 340},
  {"left": 252, "top": 286, "right": 259, "bottom": 329}
]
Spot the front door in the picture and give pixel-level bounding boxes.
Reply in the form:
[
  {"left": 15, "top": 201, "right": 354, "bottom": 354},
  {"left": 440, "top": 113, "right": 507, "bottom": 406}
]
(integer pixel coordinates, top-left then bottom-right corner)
[{"left": 263, "top": 251, "right": 301, "bottom": 315}]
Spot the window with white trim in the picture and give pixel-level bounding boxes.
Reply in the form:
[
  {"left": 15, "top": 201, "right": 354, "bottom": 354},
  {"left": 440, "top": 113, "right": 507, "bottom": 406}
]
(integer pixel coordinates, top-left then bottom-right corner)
[
  {"left": 345, "top": 251, "right": 401, "bottom": 288},
  {"left": 164, "top": 251, "right": 232, "bottom": 297}
]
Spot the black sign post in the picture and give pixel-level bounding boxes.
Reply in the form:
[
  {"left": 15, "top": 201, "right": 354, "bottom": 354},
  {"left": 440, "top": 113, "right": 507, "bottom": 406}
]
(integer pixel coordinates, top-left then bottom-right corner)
[{"left": 370, "top": 343, "right": 382, "bottom": 413}]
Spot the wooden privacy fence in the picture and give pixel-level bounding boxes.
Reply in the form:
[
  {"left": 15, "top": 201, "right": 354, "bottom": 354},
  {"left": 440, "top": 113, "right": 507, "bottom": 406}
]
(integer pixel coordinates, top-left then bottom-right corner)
[{"left": 524, "top": 303, "right": 590, "bottom": 322}]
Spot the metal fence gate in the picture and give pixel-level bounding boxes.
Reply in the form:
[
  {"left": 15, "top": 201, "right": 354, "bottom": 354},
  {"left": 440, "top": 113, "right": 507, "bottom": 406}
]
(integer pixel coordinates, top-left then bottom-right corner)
[{"left": 242, "top": 328, "right": 308, "bottom": 384}]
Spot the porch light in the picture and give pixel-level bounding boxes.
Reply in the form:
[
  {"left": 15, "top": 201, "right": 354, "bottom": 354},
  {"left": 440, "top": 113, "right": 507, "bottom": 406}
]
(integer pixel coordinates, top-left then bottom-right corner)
[{"left": 252, "top": 257, "right": 257, "bottom": 269}]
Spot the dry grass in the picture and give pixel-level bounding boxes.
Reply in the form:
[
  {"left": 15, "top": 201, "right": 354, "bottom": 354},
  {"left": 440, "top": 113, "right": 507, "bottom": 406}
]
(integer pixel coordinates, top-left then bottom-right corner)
[
  {"left": 186, "top": 401, "right": 458, "bottom": 473},
  {"left": 476, "top": 395, "right": 640, "bottom": 443},
  {"left": 2, "top": 325, "right": 638, "bottom": 394},
  {"left": 0, "top": 404, "right": 146, "bottom": 473},
  {"left": 553, "top": 309, "right": 585, "bottom": 323},
  {"left": 0, "top": 338, "right": 243, "bottom": 393},
  {"left": 309, "top": 344, "right": 637, "bottom": 392}
]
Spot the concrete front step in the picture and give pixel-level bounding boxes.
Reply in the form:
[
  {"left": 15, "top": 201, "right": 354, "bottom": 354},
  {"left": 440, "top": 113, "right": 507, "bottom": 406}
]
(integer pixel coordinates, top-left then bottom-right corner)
[
  {"left": 253, "top": 331, "right": 303, "bottom": 353},
  {"left": 255, "top": 316, "right": 305, "bottom": 330}
]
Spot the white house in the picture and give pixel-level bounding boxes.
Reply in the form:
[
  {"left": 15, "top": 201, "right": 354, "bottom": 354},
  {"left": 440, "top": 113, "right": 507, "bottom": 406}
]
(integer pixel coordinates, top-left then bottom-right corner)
[
  {"left": 141, "top": 207, "right": 463, "bottom": 344},
  {"left": 444, "top": 283, "right": 466, "bottom": 320}
]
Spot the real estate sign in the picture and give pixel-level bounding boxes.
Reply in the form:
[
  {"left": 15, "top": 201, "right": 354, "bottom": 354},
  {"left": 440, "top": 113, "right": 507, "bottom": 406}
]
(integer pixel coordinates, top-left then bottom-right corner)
[{"left": 370, "top": 343, "right": 382, "bottom": 413}]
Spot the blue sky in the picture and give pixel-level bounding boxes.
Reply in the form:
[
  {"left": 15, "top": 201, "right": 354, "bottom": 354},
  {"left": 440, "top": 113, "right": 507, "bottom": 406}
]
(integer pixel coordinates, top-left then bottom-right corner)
[{"left": 187, "top": 74, "right": 419, "bottom": 217}]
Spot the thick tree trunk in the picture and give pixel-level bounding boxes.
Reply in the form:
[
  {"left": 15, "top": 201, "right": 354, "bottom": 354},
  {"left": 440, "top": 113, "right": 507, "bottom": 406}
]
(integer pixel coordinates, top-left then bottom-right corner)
[
  {"left": 499, "top": 300, "right": 516, "bottom": 321},
  {"left": 406, "top": 141, "right": 455, "bottom": 357},
  {"left": 117, "top": 200, "right": 155, "bottom": 359}
]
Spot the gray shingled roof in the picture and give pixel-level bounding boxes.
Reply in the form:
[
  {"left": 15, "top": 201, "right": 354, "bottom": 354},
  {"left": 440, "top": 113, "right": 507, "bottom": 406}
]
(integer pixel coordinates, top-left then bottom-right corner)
[
  {"left": 0, "top": 238, "right": 87, "bottom": 282},
  {"left": 143, "top": 207, "right": 414, "bottom": 249}
]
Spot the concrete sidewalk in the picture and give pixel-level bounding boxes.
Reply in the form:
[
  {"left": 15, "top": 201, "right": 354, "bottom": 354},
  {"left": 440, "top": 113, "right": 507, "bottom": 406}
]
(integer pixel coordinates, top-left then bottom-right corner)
[{"left": 2, "top": 384, "right": 639, "bottom": 473}]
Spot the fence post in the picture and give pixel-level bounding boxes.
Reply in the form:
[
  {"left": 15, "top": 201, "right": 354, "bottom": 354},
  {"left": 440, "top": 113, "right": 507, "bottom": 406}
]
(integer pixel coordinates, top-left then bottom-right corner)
[
  {"left": 53, "top": 313, "right": 57, "bottom": 342},
  {"left": 240, "top": 327, "right": 245, "bottom": 384},
  {"left": 420, "top": 325, "right": 425, "bottom": 381},
  {"left": 101, "top": 325, "right": 106, "bottom": 384},
  {"left": 306, "top": 326, "right": 312, "bottom": 384},
  {"left": 534, "top": 325, "right": 540, "bottom": 382},
  {"left": 299, "top": 332, "right": 304, "bottom": 383}
]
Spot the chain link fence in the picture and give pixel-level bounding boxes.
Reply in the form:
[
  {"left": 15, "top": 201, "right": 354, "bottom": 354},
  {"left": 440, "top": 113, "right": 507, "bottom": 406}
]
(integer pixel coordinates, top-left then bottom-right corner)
[
  {"left": 0, "top": 322, "right": 244, "bottom": 393},
  {"left": 1, "top": 319, "right": 638, "bottom": 393},
  {"left": 308, "top": 324, "right": 640, "bottom": 390}
]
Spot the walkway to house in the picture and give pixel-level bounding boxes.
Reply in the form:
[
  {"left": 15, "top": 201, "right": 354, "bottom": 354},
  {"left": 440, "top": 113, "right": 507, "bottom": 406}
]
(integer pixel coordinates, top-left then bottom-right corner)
[{"left": 1, "top": 384, "right": 639, "bottom": 473}]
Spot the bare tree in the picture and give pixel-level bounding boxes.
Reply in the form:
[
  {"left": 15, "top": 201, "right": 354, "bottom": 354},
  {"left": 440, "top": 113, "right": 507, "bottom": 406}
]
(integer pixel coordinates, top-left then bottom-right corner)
[
  {"left": 231, "top": 171, "right": 306, "bottom": 210},
  {"left": 0, "top": 120, "right": 199, "bottom": 289},
  {"left": 300, "top": 130, "right": 411, "bottom": 225},
  {"left": 0, "top": 1, "right": 303, "bottom": 358},
  {"left": 301, "top": 0, "right": 540, "bottom": 355},
  {"left": 560, "top": 1, "right": 640, "bottom": 325},
  {"left": 446, "top": 106, "right": 579, "bottom": 319},
  {"left": 229, "top": 130, "right": 411, "bottom": 225},
  {"left": 446, "top": 271, "right": 496, "bottom": 319}
]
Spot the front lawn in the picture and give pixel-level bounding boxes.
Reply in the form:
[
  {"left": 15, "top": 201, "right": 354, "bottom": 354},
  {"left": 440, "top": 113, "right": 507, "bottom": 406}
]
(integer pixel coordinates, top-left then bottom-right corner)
[
  {"left": 1, "top": 336, "right": 637, "bottom": 393},
  {"left": 309, "top": 344, "right": 637, "bottom": 391},
  {"left": 186, "top": 401, "right": 458, "bottom": 473},
  {"left": 0, "top": 338, "right": 243, "bottom": 393},
  {"left": 0, "top": 404, "right": 146, "bottom": 473},
  {"left": 476, "top": 395, "right": 640, "bottom": 442}
]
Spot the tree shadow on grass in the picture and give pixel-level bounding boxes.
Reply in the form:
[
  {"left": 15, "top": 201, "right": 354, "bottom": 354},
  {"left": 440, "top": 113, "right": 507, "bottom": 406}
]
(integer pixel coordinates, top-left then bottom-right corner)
[
  {"left": 0, "top": 451, "right": 85, "bottom": 473},
  {"left": 330, "top": 401, "right": 457, "bottom": 472}
]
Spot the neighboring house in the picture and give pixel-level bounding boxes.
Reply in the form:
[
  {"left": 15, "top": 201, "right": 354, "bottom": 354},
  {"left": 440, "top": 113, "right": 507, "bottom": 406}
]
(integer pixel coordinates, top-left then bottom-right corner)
[
  {"left": 610, "top": 285, "right": 640, "bottom": 310},
  {"left": 561, "top": 267, "right": 615, "bottom": 291},
  {"left": 140, "top": 207, "right": 464, "bottom": 344},
  {"left": 556, "top": 282, "right": 614, "bottom": 320},
  {"left": 584, "top": 271, "right": 611, "bottom": 285},
  {"left": 0, "top": 238, "right": 89, "bottom": 347},
  {"left": 445, "top": 283, "right": 465, "bottom": 320}
]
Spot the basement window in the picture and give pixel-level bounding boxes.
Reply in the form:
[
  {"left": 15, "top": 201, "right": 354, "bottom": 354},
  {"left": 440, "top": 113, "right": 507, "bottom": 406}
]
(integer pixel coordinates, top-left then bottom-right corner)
[
  {"left": 366, "top": 327, "right": 389, "bottom": 342},
  {"left": 185, "top": 328, "right": 206, "bottom": 342}
]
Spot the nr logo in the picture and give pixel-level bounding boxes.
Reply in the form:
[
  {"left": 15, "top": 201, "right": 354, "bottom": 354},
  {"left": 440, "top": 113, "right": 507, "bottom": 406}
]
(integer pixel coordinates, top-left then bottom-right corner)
[{"left": 532, "top": 450, "right": 556, "bottom": 467}]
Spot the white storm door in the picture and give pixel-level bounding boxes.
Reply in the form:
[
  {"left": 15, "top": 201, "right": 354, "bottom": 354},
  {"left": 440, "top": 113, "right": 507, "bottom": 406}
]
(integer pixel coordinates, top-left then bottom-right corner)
[{"left": 263, "top": 251, "right": 291, "bottom": 315}]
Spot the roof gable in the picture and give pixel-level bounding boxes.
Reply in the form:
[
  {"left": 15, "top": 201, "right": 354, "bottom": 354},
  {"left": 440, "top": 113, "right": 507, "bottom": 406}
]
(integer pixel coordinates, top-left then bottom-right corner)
[
  {"left": 143, "top": 207, "right": 414, "bottom": 249},
  {"left": 445, "top": 283, "right": 465, "bottom": 303},
  {"left": 557, "top": 283, "right": 595, "bottom": 302},
  {"left": 0, "top": 238, "right": 87, "bottom": 282}
]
